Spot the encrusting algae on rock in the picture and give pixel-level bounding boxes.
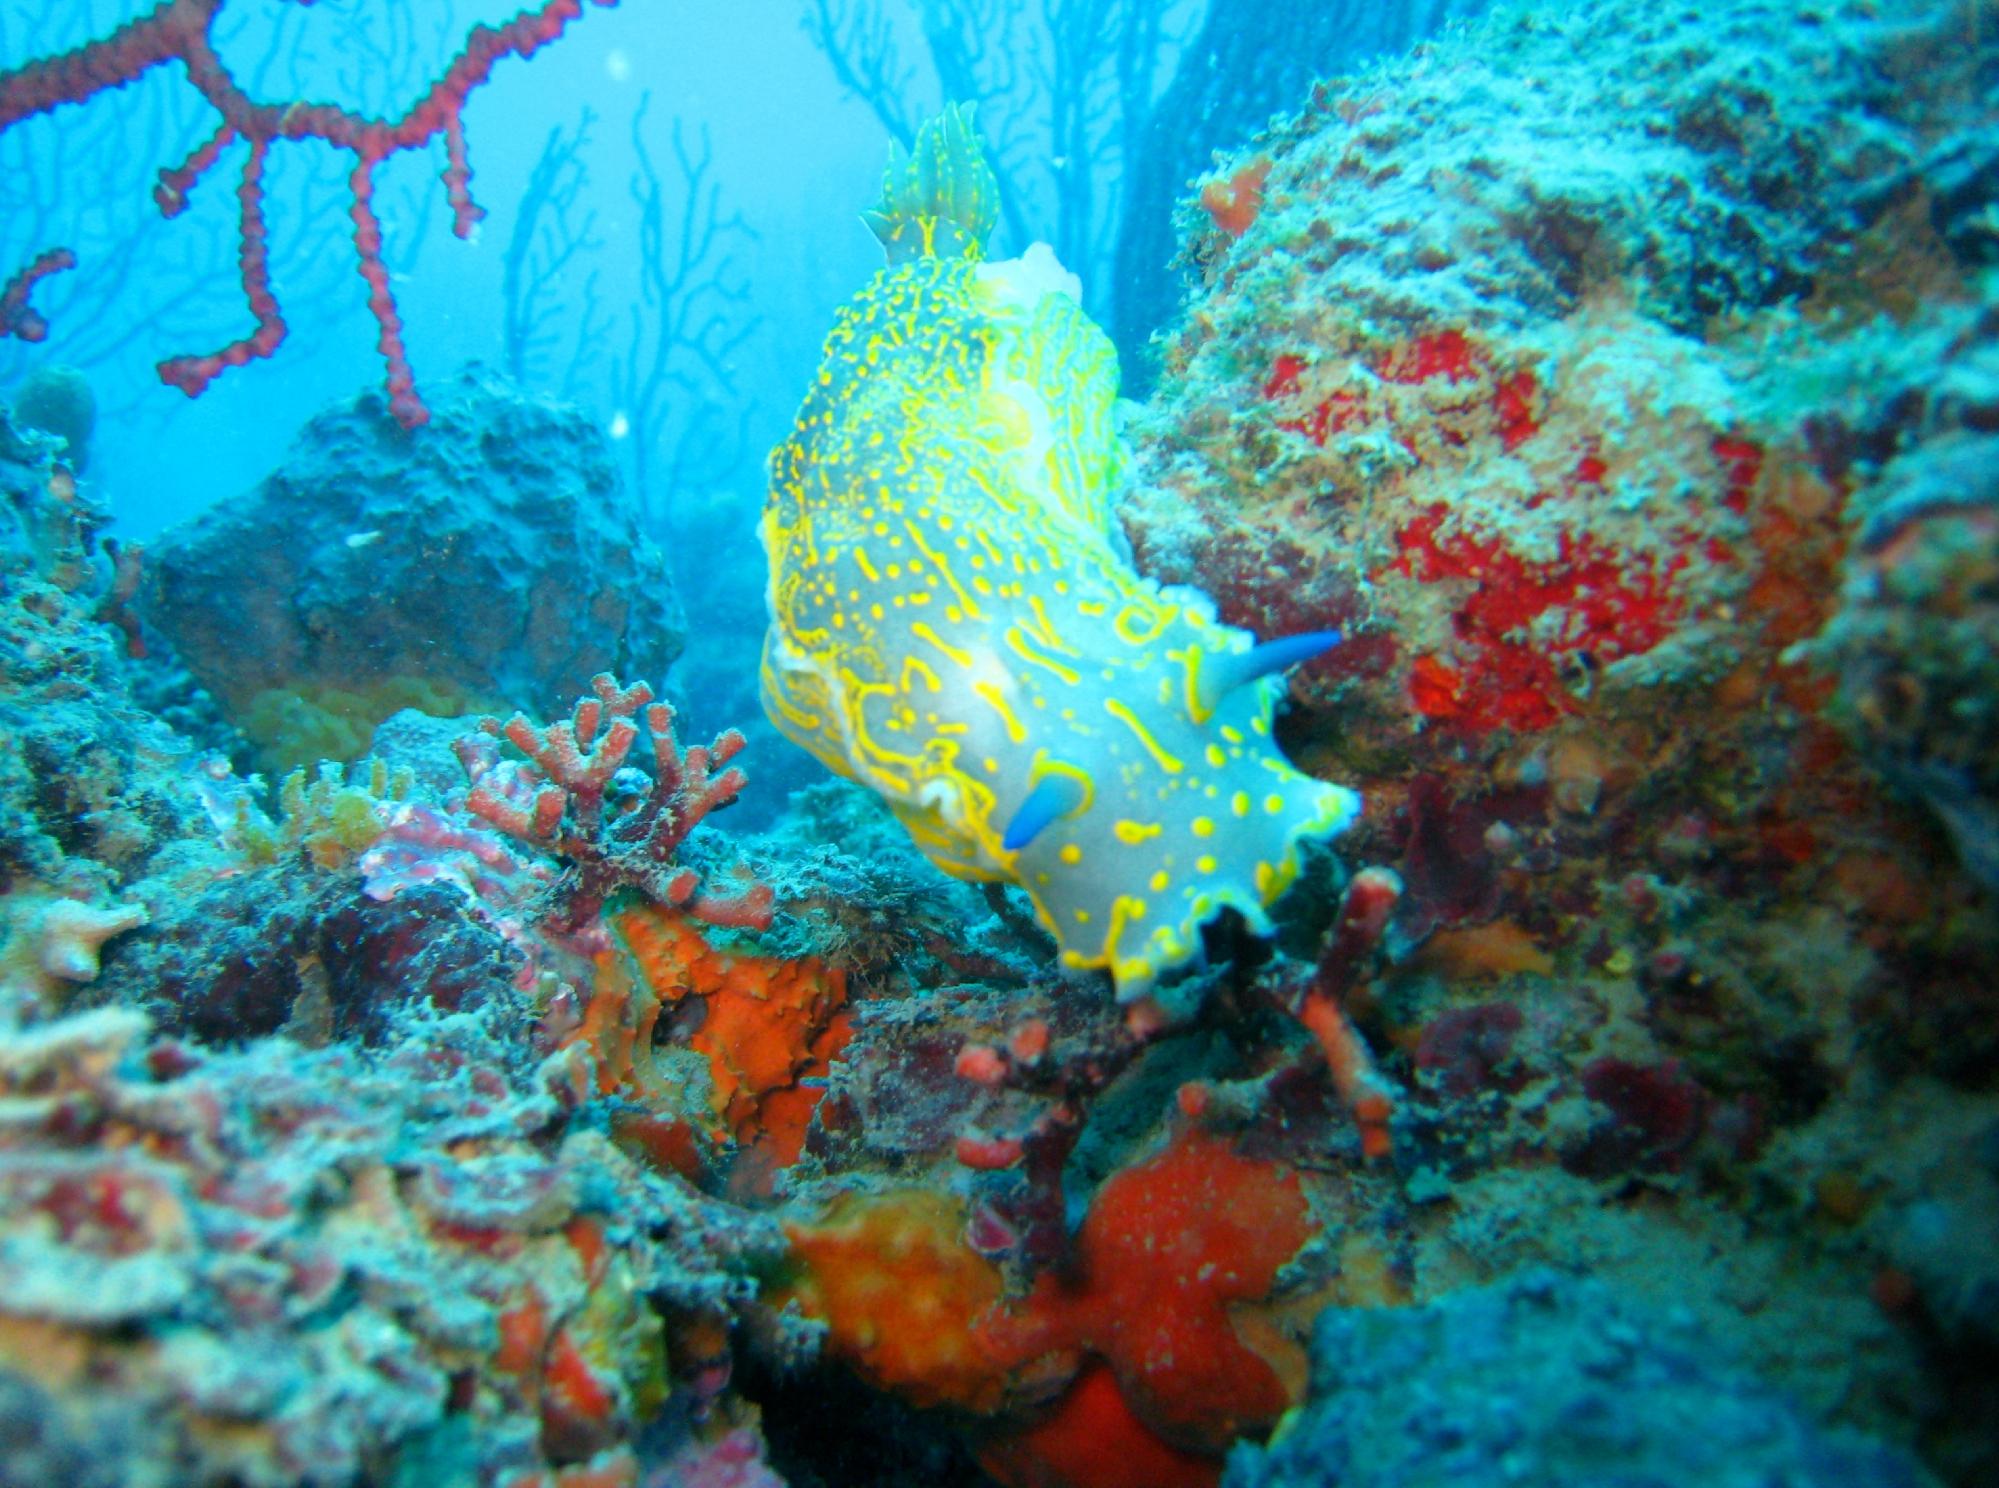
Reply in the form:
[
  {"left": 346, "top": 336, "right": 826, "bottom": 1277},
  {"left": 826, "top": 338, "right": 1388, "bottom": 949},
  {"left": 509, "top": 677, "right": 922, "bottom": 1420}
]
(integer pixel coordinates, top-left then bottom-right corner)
[{"left": 761, "top": 105, "right": 1360, "bottom": 999}]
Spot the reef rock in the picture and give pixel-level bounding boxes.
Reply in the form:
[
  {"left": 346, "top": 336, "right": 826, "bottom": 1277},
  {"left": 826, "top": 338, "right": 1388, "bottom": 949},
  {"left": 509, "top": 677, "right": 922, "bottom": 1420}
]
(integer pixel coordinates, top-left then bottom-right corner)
[
  {"left": 0, "top": 408, "right": 207, "bottom": 904},
  {"left": 140, "top": 368, "right": 685, "bottom": 770},
  {"left": 8, "top": 363, "right": 95, "bottom": 473},
  {"left": 1121, "top": 0, "right": 1999, "bottom": 1170},
  {"left": 1800, "top": 316, "right": 1999, "bottom": 889},
  {"left": 1223, "top": 1270, "right": 1936, "bottom": 1488}
]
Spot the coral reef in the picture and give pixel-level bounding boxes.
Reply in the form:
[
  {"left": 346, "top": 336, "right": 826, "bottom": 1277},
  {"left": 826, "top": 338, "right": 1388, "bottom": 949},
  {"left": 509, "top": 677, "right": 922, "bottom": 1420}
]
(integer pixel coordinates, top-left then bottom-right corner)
[
  {"left": 777, "top": 1190, "right": 1007, "bottom": 1414},
  {"left": 1053, "top": 0, "right": 1999, "bottom": 1478},
  {"left": 979, "top": 1127, "right": 1314, "bottom": 1455},
  {"left": 3, "top": 0, "right": 1998, "bottom": 1486},
  {"left": 1797, "top": 312, "right": 1999, "bottom": 890},
  {"left": 0, "top": 1003, "right": 790, "bottom": 1488},
  {"left": 0, "top": 405, "right": 209, "bottom": 909},
  {"left": 750, "top": 3, "right": 1999, "bottom": 1485},
  {"left": 0, "top": 383, "right": 814, "bottom": 1486},
  {"left": 140, "top": 370, "right": 684, "bottom": 774},
  {"left": 605, "top": 904, "right": 847, "bottom": 1182},
  {"left": 0, "top": 248, "right": 72, "bottom": 344},
  {"left": 0, "top": 892, "right": 146, "bottom": 1006}
]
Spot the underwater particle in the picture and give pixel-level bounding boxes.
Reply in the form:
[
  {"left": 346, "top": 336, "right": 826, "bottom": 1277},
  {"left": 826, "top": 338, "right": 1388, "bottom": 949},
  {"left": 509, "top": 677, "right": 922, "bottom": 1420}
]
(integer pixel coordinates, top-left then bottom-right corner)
[{"left": 761, "top": 106, "right": 1359, "bottom": 1001}]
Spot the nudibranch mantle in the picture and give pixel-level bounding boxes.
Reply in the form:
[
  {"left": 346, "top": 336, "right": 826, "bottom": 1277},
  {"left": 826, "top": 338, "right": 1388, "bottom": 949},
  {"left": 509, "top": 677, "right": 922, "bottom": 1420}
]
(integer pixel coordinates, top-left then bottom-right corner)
[{"left": 761, "top": 106, "right": 1361, "bottom": 998}]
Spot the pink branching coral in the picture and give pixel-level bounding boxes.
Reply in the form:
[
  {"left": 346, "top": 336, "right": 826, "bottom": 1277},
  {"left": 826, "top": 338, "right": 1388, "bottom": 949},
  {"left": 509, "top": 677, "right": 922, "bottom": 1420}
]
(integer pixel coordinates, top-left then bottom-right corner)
[{"left": 454, "top": 673, "right": 774, "bottom": 934}]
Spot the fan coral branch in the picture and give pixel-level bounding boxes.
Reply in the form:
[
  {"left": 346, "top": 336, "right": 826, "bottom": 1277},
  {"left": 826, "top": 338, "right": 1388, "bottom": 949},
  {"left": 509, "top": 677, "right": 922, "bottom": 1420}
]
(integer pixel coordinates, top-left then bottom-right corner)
[
  {"left": 0, "top": 248, "right": 76, "bottom": 342},
  {"left": 456, "top": 673, "right": 774, "bottom": 934},
  {"left": 0, "top": 0, "right": 620, "bottom": 426}
]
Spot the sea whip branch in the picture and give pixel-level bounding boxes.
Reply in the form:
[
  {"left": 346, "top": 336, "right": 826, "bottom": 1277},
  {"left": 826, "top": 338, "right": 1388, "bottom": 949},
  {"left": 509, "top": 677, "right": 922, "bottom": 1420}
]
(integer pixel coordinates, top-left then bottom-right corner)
[
  {"left": 502, "top": 108, "right": 605, "bottom": 390},
  {"left": 614, "top": 96, "right": 760, "bottom": 522},
  {"left": 0, "top": 0, "right": 620, "bottom": 428}
]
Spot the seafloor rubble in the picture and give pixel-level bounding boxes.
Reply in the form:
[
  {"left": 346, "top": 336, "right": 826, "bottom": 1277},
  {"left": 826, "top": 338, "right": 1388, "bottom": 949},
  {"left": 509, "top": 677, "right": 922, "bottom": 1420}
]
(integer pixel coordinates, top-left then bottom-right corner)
[{"left": 2, "top": 0, "right": 1997, "bottom": 1486}]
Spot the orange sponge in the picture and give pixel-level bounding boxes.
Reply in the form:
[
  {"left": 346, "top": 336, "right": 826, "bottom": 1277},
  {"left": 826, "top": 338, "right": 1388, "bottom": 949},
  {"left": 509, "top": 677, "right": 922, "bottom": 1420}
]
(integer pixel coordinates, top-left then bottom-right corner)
[
  {"left": 979, "top": 1128, "right": 1314, "bottom": 1454},
  {"left": 978, "top": 1362, "right": 1220, "bottom": 1488},
  {"left": 606, "top": 904, "right": 850, "bottom": 1188},
  {"left": 1199, "top": 157, "right": 1270, "bottom": 238},
  {"left": 779, "top": 1190, "right": 1013, "bottom": 1412}
]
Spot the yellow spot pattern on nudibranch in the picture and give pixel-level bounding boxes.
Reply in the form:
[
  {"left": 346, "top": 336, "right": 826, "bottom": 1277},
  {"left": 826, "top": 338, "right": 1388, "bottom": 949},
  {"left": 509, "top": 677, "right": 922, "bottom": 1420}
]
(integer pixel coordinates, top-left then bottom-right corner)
[{"left": 758, "top": 105, "right": 1360, "bottom": 999}]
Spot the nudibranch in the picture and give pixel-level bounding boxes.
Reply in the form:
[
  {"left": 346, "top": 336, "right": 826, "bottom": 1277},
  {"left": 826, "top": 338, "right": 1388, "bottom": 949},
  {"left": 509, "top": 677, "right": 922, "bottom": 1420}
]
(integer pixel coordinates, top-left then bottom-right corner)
[{"left": 760, "top": 106, "right": 1361, "bottom": 999}]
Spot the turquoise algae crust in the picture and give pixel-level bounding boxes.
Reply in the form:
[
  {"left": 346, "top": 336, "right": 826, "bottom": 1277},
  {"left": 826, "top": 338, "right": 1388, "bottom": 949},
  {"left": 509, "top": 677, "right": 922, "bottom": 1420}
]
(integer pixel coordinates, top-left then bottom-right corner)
[{"left": 761, "top": 107, "right": 1360, "bottom": 997}]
